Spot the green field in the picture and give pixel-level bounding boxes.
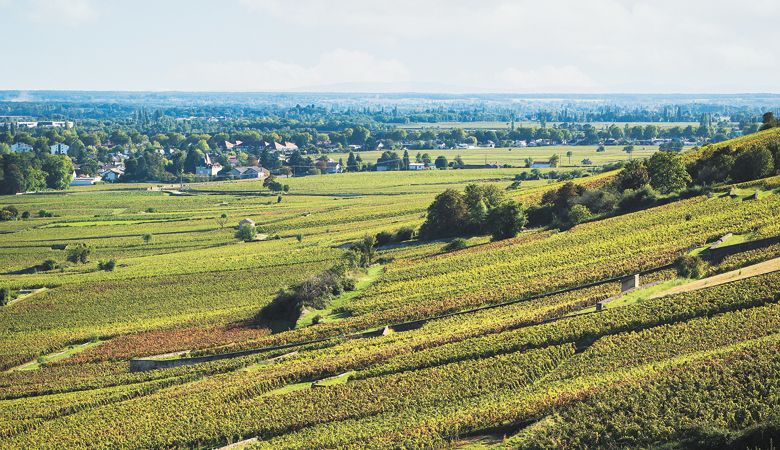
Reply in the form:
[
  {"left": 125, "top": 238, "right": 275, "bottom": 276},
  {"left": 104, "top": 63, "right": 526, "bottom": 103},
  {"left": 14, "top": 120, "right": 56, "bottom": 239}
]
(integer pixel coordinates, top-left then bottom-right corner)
[
  {"left": 329, "top": 145, "right": 659, "bottom": 167},
  {"left": 0, "top": 130, "right": 779, "bottom": 449}
]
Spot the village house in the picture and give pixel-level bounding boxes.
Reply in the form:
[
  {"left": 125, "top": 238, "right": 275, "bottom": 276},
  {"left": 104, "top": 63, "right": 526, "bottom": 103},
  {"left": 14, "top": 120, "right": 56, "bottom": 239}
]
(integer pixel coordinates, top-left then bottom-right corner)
[
  {"left": 229, "top": 166, "right": 268, "bottom": 180},
  {"left": 408, "top": 162, "right": 426, "bottom": 170},
  {"left": 101, "top": 168, "right": 124, "bottom": 182},
  {"left": 324, "top": 160, "right": 342, "bottom": 174},
  {"left": 50, "top": 143, "right": 70, "bottom": 155},
  {"left": 70, "top": 174, "right": 101, "bottom": 186},
  {"left": 10, "top": 142, "right": 33, "bottom": 153},
  {"left": 195, "top": 154, "right": 222, "bottom": 177}
]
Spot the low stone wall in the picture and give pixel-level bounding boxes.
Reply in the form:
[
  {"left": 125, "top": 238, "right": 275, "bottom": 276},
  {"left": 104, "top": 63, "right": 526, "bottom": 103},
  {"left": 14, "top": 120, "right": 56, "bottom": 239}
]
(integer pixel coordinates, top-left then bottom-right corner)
[{"left": 705, "top": 235, "right": 780, "bottom": 263}]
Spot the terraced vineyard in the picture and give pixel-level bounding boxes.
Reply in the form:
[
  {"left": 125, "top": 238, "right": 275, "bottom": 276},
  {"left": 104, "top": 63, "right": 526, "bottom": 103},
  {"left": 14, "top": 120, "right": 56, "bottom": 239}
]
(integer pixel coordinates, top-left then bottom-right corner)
[{"left": 1, "top": 131, "right": 780, "bottom": 449}]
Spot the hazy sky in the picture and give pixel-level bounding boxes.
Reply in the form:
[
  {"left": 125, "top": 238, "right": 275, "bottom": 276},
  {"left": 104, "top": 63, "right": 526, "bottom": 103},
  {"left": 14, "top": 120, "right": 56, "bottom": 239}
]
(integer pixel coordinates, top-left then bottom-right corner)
[{"left": 1, "top": 0, "right": 778, "bottom": 93}]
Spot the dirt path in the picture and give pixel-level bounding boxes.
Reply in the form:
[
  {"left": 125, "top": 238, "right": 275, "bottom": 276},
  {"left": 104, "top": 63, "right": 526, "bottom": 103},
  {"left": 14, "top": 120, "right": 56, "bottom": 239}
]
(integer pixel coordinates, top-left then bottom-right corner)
[{"left": 649, "top": 257, "right": 780, "bottom": 300}]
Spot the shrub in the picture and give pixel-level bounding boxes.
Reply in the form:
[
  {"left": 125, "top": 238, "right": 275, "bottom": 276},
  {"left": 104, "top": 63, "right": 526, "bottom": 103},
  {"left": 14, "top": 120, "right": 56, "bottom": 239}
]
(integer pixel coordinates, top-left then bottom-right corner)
[
  {"left": 0, "top": 287, "right": 10, "bottom": 306},
  {"left": 394, "top": 226, "right": 415, "bottom": 242},
  {"left": 526, "top": 205, "right": 555, "bottom": 228},
  {"left": 618, "top": 185, "right": 659, "bottom": 213},
  {"left": 66, "top": 244, "right": 91, "bottom": 264},
  {"left": 21, "top": 211, "right": 30, "bottom": 219},
  {"left": 142, "top": 233, "right": 153, "bottom": 244},
  {"left": 311, "top": 314, "right": 322, "bottom": 325},
  {"left": 674, "top": 255, "right": 707, "bottom": 279},
  {"left": 0, "top": 205, "right": 19, "bottom": 220},
  {"left": 145, "top": 207, "right": 157, "bottom": 213},
  {"left": 375, "top": 231, "right": 394, "bottom": 247},
  {"left": 98, "top": 259, "right": 116, "bottom": 271},
  {"left": 567, "top": 204, "right": 592, "bottom": 225},
  {"left": 235, "top": 224, "right": 257, "bottom": 242},
  {"left": 40, "top": 259, "right": 59, "bottom": 271},
  {"left": 295, "top": 233, "right": 303, "bottom": 242},
  {"left": 443, "top": 238, "right": 468, "bottom": 252},
  {"left": 38, "top": 210, "right": 54, "bottom": 218}
]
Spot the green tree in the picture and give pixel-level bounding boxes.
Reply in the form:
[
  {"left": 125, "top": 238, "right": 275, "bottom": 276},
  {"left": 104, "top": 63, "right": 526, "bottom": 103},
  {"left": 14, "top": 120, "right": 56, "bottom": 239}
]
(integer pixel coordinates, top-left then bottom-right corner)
[
  {"left": 235, "top": 224, "right": 257, "bottom": 242},
  {"left": 350, "top": 235, "right": 376, "bottom": 268},
  {"left": 346, "top": 151, "right": 358, "bottom": 172},
  {"left": 66, "top": 244, "right": 91, "bottom": 264},
  {"left": 402, "top": 150, "right": 410, "bottom": 170},
  {"left": 615, "top": 160, "right": 650, "bottom": 191},
  {"left": 485, "top": 200, "right": 527, "bottom": 240},
  {"left": 419, "top": 189, "right": 469, "bottom": 239},
  {"left": 730, "top": 147, "right": 774, "bottom": 182},
  {"left": 42, "top": 155, "right": 74, "bottom": 190},
  {"left": 566, "top": 150, "right": 573, "bottom": 165},
  {"left": 646, "top": 152, "right": 691, "bottom": 194},
  {"left": 435, "top": 155, "right": 448, "bottom": 169}
]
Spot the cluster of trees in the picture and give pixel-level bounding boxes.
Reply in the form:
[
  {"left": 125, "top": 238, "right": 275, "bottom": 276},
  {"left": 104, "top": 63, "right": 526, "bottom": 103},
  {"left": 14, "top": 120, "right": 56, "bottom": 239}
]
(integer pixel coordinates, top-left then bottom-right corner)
[
  {"left": 420, "top": 184, "right": 527, "bottom": 241},
  {"left": 0, "top": 153, "right": 73, "bottom": 194},
  {"left": 254, "top": 254, "right": 361, "bottom": 328},
  {"left": 529, "top": 140, "right": 780, "bottom": 230},
  {"left": 688, "top": 144, "right": 779, "bottom": 186}
]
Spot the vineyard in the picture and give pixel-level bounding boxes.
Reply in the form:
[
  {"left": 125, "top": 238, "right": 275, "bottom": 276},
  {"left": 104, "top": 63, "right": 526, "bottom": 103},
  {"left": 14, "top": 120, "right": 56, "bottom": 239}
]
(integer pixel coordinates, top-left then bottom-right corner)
[{"left": 0, "top": 130, "right": 779, "bottom": 449}]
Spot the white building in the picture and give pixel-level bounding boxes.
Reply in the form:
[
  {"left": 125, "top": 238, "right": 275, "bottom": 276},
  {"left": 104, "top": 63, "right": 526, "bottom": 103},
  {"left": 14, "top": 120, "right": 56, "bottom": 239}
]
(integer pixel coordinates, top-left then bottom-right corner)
[
  {"left": 11, "top": 142, "right": 33, "bottom": 153},
  {"left": 101, "top": 168, "right": 124, "bottom": 182},
  {"left": 408, "top": 162, "right": 426, "bottom": 170},
  {"left": 50, "top": 143, "right": 70, "bottom": 155},
  {"left": 70, "top": 176, "right": 101, "bottom": 186}
]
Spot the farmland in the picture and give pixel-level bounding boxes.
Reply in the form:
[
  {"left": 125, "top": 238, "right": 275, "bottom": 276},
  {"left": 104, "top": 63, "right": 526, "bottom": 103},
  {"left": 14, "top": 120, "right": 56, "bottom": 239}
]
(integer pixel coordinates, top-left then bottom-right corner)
[
  {"left": 0, "top": 130, "right": 780, "bottom": 449},
  {"left": 328, "top": 145, "right": 659, "bottom": 167}
]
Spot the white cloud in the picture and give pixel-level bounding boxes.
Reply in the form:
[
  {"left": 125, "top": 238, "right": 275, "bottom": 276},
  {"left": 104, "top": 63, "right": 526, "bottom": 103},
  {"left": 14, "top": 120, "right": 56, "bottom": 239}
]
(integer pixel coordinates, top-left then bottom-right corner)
[
  {"left": 28, "top": 0, "right": 97, "bottom": 26},
  {"left": 169, "top": 49, "right": 411, "bottom": 91}
]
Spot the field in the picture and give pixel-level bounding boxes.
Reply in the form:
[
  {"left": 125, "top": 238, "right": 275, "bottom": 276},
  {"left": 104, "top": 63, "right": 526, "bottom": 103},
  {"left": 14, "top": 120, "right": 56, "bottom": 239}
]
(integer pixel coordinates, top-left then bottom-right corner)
[
  {"left": 0, "top": 131, "right": 779, "bottom": 449},
  {"left": 329, "top": 145, "right": 659, "bottom": 167}
]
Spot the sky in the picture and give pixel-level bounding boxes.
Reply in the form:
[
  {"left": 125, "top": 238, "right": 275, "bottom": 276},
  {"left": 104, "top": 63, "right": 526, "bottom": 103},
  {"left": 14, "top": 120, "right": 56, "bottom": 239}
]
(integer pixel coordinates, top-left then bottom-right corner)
[{"left": 0, "top": 0, "right": 778, "bottom": 93}]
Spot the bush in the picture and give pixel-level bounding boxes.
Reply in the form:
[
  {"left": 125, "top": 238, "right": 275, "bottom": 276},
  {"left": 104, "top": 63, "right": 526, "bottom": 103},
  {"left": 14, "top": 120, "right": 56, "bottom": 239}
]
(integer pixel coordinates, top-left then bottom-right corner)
[
  {"left": 0, "top": 205, "right": 19, "bottom": 221},
  {"left": 0, "top": 287, "right": 10, "bottom": 306},
  {"left": 38, "top": 210, "right": 54, "bottom": 218},
  {"left": 145, "top": 207, "right": 157, "bottom": 213},
  {"left": 526, "top": 205, "right": 555, "bottom": 228},
  {"left": 40, "top": 259, "right": 59, "bottom": 271},
  {"left": 618, "top": 185, "right": 659, "bottom": 213},
  {"left": 311, "top": 314, "right": 322, "bottom": 325},
  {"left": 142, "top": 233, "right": 153, "bottom": 244},
  {"left": 567, "top": 204, "right": 592, "bottom": 226},
  {"left": 66, "top": 244, "right": 91, "bottom": 264},
  {"left": 375, "top": 231, "right": 395, "bottom": 247},
  {"left": 235, "top": 224, "right": 257, "bottom": 242},
  {"left": 443, "top": 238, "right": 468, "bottom": 252},
  {"left": 674, "top": 255, "right": 707, "bottom": 279},
  {"left": 21, "top": 211, "right": 30, "bottom": 219},
  {"left": 98, "top": 259, "right": 116, "bottom": 271},
  {"left": 394, "top": 226, "right": 415, "bottom": 242}
]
